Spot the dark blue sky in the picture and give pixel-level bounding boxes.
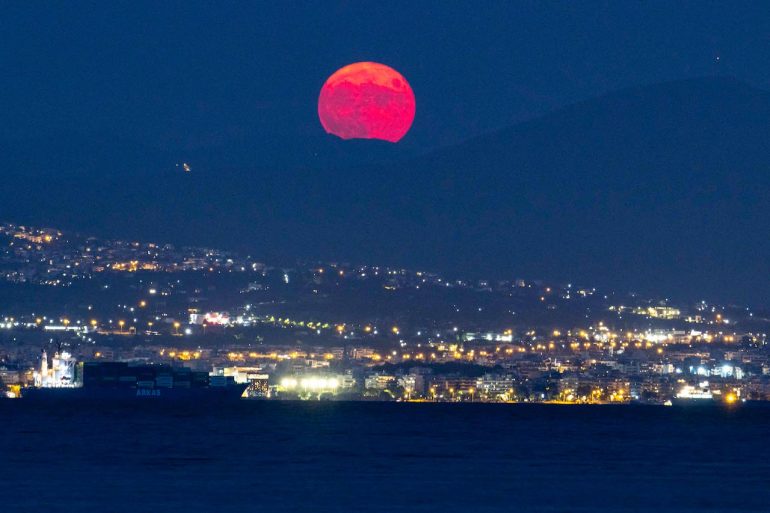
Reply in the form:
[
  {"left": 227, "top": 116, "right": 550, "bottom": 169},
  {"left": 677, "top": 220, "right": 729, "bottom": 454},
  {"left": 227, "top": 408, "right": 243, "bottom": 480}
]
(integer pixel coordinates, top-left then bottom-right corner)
[{"left": 2, "top": 2, "right": 768, "bottom": 151}]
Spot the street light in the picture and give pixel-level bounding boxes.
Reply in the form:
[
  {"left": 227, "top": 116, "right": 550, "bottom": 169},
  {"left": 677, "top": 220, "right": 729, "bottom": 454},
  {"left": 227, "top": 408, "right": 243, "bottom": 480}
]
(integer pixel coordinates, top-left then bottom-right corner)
[
  {"left": 118, "top": 320, "right": 125, "bottom": 333},
  {"left": 173, "top": 322, "right": 181, "bottom": 335}
]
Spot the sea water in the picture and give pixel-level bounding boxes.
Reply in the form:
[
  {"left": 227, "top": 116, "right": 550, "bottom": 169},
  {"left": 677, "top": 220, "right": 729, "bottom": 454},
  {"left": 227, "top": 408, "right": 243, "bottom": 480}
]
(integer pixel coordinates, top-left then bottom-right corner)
[{"left": 2, "top": 401, "right": 769, "bottom": 512}]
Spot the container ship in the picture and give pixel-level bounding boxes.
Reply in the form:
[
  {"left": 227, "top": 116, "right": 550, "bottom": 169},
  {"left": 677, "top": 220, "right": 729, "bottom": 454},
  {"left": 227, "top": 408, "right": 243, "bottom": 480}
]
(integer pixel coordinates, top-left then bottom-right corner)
[{"left": 22, "top": 354, "right": 247, "bottom": 401}]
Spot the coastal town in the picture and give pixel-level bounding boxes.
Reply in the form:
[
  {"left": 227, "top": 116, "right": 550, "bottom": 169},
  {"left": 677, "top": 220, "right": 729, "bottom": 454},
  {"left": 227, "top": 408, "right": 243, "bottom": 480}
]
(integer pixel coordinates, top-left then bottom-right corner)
[{"left": 1, "top": 222, "right": 768, "bottom": 404}]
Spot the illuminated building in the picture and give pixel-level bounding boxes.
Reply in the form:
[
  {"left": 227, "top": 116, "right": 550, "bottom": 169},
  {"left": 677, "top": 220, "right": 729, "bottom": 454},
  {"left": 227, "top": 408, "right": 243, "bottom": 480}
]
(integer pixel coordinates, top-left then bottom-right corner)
[
  {"left": 477, "top": 374, "right": 517, "bottom": 397},
  {"left": 463, "top": 332, "right": 514, "bottom": 343},
  {"left": 364, "top": 373, "right": 395, "bottom": 390},
  {"left": 397, "top": 374, "right": 425, "bottom": 397},
  {"left": 643, "top": 306, "right": 681, "bottom": 320}
]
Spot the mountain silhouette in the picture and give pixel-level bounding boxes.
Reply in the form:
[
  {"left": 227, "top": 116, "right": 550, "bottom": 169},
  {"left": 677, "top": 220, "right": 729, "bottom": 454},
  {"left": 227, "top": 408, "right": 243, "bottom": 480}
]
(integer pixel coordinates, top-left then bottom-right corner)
[{"left": 2, "top": 76, "right": 768, "bottom": 304}]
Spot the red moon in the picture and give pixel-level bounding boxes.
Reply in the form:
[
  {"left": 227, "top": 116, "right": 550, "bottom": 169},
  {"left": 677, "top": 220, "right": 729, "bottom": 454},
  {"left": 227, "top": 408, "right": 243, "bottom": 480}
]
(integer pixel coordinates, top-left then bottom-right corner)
[{"left": 318, "top": 62, "right": 415, "bottom": 143}]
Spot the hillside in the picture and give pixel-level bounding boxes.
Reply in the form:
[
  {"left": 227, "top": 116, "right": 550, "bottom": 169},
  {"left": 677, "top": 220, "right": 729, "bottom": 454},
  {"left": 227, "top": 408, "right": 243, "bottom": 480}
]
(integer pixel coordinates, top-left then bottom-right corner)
[{"left": 2, "top": 77, "right": 769, "bottom": 303}]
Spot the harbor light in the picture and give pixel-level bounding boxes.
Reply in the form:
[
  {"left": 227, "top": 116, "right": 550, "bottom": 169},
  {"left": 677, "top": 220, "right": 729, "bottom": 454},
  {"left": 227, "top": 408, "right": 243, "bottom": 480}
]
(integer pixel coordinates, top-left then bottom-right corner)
[{"left": 280, "top": 376, "right": 339, "bottom": 392}]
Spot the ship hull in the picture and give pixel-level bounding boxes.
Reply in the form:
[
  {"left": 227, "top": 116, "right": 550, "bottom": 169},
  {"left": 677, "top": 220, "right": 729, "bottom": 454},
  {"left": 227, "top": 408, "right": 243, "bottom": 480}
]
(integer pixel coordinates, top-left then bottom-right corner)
[
  {"left": 670, "top": 397, "right": 725, "bottom": 407},
  {"left": 21, "top": 385, "right": 247, "bottom": 402}
]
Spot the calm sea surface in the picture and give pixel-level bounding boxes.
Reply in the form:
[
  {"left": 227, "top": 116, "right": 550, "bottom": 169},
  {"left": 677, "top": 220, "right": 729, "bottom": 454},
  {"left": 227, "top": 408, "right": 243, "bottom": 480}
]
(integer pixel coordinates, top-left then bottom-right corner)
[{"left": 2, "top": 401, "right": 769, "bottom": 512}]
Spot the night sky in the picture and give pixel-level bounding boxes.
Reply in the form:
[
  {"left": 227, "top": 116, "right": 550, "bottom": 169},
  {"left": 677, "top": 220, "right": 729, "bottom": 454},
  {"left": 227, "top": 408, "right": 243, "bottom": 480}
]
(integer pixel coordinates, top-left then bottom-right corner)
[
  {"left": 2, "top": 2, "right": 770, "bottom": 304},
  {"left": 4, "top": 2, "right": 768, "bottom": 149}
]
